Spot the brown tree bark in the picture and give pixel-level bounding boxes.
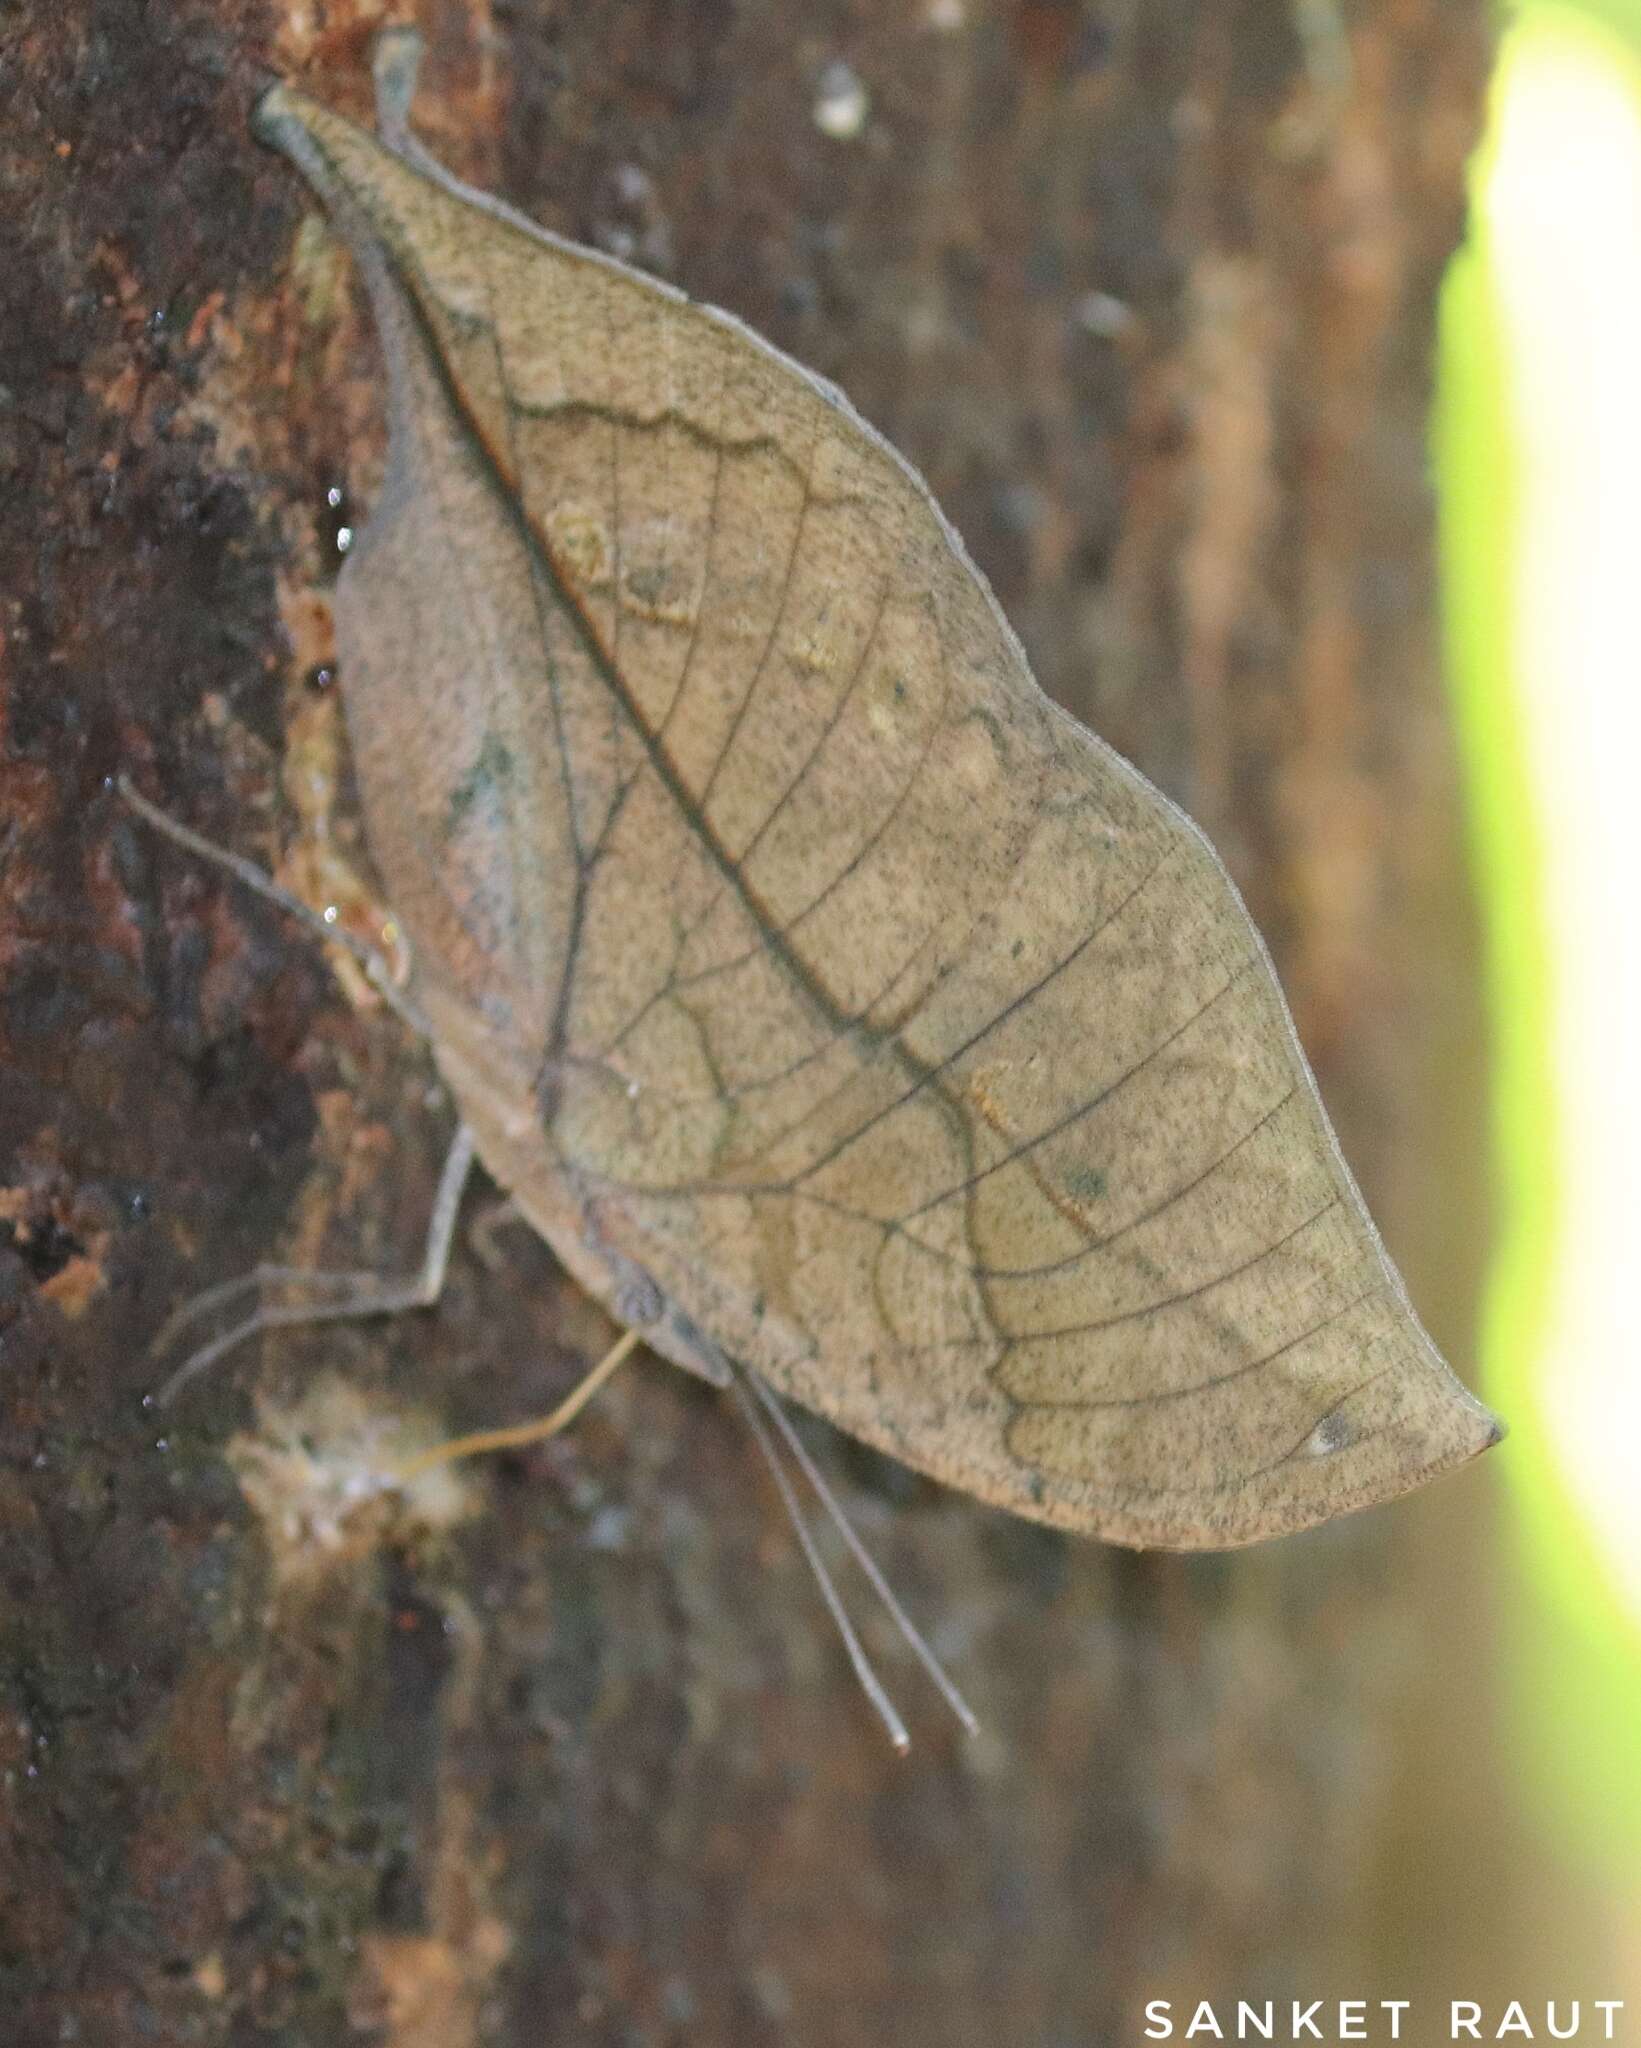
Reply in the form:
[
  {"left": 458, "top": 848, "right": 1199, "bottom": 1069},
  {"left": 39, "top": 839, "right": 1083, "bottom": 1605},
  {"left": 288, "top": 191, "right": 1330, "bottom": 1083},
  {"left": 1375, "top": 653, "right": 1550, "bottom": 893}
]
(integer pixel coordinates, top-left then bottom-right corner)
[{"left": 0, "top": 3, "right": 1501, "bottom": 2043}]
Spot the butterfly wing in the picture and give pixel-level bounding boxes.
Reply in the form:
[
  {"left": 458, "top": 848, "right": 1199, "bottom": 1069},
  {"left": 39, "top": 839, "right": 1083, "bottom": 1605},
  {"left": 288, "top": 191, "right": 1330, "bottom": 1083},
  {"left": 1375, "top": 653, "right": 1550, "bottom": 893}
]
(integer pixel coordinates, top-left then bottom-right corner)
[{"left": 255, "top": 81, "right": 1501, "bottom": 1547}]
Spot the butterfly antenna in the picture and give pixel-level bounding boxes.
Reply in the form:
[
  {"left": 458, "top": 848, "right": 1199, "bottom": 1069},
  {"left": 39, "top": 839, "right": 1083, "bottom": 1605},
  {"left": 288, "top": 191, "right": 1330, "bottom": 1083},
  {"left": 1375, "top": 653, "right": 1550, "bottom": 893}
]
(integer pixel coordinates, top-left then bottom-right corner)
[
  {"left": 744, "top": 1370, "right": 980, "bottom": 1739},
  {"left": 726, "top": 1370, "right": 911, "bottom": 1753}
]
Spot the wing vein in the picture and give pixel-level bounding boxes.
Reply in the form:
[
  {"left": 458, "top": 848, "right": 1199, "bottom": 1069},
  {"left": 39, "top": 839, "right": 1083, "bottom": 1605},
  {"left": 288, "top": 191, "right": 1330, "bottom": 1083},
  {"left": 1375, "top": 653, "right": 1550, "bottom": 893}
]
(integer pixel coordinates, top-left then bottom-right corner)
[
  {"left": 789, "top": 839, "right": 1186, "bottom": 1189},
  {"left": 1011, "top": 1239, "right": 1364, "bottom": 1403}
]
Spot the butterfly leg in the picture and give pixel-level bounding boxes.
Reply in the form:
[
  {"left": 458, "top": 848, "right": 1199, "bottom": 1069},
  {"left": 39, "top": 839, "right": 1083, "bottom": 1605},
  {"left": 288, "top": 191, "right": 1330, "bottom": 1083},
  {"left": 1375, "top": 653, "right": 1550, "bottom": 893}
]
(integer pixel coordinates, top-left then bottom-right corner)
[
  {"left": 150, "top": 1124, "right": 477, "bottom": 1405},
  {"left": 467, "top": 1194, "right": 526, "bottom": 1273},
  {"left": 392, "top": 1326, "right": 643, "bottom": 1482},
  {"left": 116, "top": 774, "right": 428, "bottom": 1039},
  {"left": 370, "top": 26, "right": 438, "bottom": 168}
]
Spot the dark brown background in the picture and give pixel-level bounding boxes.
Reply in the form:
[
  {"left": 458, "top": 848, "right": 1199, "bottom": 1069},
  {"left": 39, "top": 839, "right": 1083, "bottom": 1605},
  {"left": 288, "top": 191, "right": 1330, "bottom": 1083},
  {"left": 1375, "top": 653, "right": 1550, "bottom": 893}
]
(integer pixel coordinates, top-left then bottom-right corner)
[{"left": 0, "top": 2, "right": 1518, "bottom": 2043}]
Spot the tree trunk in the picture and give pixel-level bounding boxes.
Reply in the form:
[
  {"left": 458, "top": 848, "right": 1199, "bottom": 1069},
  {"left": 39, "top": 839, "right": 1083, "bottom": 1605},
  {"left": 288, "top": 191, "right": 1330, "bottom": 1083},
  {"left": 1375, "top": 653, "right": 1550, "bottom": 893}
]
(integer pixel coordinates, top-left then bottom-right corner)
[{"left": 0, "top": 2, "right": 1501, "bottom": 2042}]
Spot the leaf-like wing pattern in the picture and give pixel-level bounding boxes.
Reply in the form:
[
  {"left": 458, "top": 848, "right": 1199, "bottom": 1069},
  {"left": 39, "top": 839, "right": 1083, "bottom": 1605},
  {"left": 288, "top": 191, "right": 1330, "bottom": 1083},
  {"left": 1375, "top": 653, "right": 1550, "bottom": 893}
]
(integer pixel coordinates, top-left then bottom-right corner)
[{"left": 254, "top": 75, "right": 1501, "bottom": 1547}]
